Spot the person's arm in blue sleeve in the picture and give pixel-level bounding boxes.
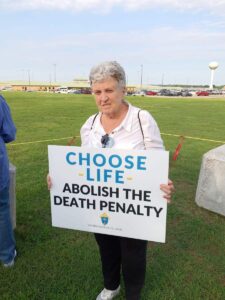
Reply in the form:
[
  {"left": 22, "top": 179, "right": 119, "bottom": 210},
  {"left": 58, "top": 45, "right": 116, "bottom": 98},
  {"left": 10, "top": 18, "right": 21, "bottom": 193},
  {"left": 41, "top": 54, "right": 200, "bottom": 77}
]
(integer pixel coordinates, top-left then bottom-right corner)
[{"left": 0, "top": 95, "right": 16, "bottom": 143}]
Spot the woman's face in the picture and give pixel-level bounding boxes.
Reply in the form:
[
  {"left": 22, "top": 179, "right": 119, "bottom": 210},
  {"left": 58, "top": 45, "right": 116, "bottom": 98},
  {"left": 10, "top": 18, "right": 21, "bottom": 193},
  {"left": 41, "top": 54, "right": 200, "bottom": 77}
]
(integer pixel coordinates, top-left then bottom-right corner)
[{"left": 92, "top": 77, "right": 126, "bottom": 117}]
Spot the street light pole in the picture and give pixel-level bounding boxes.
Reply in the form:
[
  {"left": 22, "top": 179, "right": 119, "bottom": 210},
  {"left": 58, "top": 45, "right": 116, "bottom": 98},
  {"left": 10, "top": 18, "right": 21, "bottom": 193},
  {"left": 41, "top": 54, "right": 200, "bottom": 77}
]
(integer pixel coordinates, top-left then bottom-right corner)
[
  {"left": 140, "top": 64, "right": 143, "bottom": 90},
  {"left": 27, "top": 69, "right": 30, "bottom": 86},
  {"left": 53, "top": 64, "right": 57, "bottom": 82},
  {"left": 161, "top": 73, "right": 164, "bottom": 88}
]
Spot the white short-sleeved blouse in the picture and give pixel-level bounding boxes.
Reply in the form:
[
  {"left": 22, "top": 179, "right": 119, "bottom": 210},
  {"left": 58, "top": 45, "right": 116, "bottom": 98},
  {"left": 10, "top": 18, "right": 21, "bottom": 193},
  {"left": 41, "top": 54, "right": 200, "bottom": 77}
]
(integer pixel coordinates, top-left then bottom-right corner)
[{"left": 80, "top": 103, "right": 164, "bottom": 151}]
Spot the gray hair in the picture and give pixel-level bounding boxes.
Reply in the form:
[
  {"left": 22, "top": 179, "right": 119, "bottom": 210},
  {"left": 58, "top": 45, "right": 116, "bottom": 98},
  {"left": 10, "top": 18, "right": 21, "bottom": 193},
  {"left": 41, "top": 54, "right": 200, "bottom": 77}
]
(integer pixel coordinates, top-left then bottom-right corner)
[{"left": 89, "top": 61, "right": 126, "bottom": 87}]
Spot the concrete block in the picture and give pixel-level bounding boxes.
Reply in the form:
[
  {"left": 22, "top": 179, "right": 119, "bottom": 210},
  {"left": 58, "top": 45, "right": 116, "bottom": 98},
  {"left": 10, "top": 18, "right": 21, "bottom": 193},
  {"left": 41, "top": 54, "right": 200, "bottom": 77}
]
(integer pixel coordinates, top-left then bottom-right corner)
[
  {"left": 195, "top": 144, "right": 225, "bottom": 216},
  {"left": 9, "top": 163, "right": 16, "bottom": 229}
]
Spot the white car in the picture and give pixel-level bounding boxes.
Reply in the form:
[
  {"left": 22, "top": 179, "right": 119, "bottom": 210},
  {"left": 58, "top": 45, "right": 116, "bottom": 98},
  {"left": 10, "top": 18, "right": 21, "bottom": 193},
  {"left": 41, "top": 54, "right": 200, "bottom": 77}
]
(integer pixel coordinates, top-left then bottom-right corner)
[
  {"left": 132, "top": 91, "right": 146, "bottom": 96},
  {"left": 55, "top": 87, "right": 69, "bottom": 94}
]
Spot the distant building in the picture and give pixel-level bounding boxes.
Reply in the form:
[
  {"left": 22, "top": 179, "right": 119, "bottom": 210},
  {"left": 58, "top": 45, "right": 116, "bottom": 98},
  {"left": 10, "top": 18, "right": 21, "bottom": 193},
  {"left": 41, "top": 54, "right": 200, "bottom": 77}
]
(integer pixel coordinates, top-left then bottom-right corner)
[
  {"left": 0, "top": 79, "right": 136, "bottom": 93},
  {"left": 0, "top": 81, "right": 59, "bottom": 92},
  {"left": 66, "top": 78, "right": 136, "bottom": 93}
]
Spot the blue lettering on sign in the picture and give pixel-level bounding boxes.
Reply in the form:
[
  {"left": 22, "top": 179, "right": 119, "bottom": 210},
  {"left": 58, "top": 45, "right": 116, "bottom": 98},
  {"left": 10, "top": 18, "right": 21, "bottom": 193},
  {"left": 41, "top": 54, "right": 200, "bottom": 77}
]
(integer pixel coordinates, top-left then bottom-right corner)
[
  {"left": 137, "top": 156, "right": 147, "bottom": 170},
  {"left": 79, "top": 153, "right": 90, "bottom": 166},
  {"left": 93, "top": 154, "right": 106, "bottom": 167},
  {"left": 86, "top": 168, "right": 124, "bottom": 184},
  {"left": 66, "top": 152, "right": 76, "bottom": 165},
  {"left": 124, "top": 155, "right": 134, "bottom": 169},
  {"left": 86, "top": 168, "right": 94, "bottom": 181},
  {"left": 66, "top": 151, "right": 147, "bottom": 184},
  {"left": 66, "top": 151, "right": 147, "bottom": 170},
  {"left": 103, "top": 169, "right": 113, "bottom": 182},
  {"left": 115, "top": 170, "right": 124, "bottom": 184},
  {"left": 109, "top": 155, "right": 122, "bottom": 168}
]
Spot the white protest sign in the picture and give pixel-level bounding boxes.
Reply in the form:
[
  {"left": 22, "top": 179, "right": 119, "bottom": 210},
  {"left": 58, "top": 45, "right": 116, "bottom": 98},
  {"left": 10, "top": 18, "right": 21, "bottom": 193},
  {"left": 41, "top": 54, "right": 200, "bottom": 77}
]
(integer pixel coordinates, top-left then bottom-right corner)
[{"left": 48, "top": 145, "right": 169, "bottom": 243}]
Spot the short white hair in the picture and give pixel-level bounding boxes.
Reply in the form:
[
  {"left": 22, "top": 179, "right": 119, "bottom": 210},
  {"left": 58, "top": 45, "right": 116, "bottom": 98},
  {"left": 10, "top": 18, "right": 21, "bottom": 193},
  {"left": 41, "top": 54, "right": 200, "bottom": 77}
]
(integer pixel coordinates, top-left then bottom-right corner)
[{"left": 89, "top": 61, "right": 126, "bottom": 87}]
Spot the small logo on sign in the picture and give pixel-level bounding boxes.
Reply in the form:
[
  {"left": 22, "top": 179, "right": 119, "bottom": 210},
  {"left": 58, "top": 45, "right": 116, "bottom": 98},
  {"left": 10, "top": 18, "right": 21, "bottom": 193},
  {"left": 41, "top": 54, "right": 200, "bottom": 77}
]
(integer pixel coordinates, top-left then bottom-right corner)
[{"left": 100, "top": 213, "right": 109, "bottom": 225}]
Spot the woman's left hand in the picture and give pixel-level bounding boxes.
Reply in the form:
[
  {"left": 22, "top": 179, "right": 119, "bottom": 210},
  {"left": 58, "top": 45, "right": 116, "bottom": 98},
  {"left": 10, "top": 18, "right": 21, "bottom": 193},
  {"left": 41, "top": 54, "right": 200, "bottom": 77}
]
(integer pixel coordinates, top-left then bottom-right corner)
[{"left": 160, "top": 179, "right": 175, "bottom": 203}]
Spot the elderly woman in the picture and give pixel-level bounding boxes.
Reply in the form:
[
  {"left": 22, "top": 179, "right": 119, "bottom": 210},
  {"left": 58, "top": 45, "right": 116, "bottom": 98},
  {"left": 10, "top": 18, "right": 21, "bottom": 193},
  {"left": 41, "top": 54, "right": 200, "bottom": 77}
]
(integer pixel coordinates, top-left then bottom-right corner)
[
  {"left": 47, "top": 61, "right": 174, "bottom": 299},
  {"left": 80, "top": 61, "right": 174, "bottom": 300}
]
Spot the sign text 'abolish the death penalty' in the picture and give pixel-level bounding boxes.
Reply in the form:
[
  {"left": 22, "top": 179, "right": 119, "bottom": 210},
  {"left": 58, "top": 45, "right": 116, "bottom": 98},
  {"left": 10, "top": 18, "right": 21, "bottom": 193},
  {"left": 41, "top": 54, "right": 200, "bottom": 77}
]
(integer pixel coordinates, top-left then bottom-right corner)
[{"left": 48, "top": 146, "right": 169, "bottom": 242}]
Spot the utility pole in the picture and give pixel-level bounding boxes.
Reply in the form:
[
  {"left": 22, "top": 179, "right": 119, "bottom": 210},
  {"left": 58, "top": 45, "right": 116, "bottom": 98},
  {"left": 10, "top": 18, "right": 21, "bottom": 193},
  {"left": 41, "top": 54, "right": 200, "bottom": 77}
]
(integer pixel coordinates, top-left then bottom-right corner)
[
  {"left": 161, "top": 73, "right": 164, "bottom": 89},
  {"left": 27, "top": 69, "right": 31, "bottom": 86},
  {"left": 53, "top": 64, "right": 57, "bottom": 82},
  {"left": 140, "top": 64, "right": 143, "bottom": 90}
]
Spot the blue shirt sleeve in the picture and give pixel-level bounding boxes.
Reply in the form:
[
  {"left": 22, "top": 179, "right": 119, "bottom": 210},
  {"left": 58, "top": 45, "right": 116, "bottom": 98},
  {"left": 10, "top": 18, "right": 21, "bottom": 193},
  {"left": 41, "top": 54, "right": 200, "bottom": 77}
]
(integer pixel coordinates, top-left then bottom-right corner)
[{"left": 0, "top": 95, "right": 16, "bottom": 143}]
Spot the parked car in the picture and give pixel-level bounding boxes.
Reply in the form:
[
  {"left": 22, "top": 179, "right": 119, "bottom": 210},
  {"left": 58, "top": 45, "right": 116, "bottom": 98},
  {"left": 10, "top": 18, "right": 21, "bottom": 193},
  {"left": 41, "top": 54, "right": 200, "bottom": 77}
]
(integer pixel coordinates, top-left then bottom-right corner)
[
  {"left": 196, "top": 91, "right": 209, "bottom": 96},
  {"left": 159, "top": 89, "right": 173, "bottom": 96},
  {"left": 55, "top": 87, "right": 68, "bottom": 94},
  {"left": 208, "top": 90, "right": 223, "bottom": 95},
  {"left": 132, "top": 91, "right": 146, "bottom": 96},
  {"left": 146, "top": 90, "right": 158, "bottom": 96},
  {"left": 171, "top": 90, "right": 182, "bottom": 96},
  {"left": 181, "top": 90, "right": 192, "bottom": 97},
  {"left": 0, "top": 86, "right": 12, "bottom": 91},
  {"left": 126, "top": 91, "right": 133, "bottom": 96},
  {"left": 68, "top": 89, "right": 81, "bottom": 94},
  {"left": 81, "top": 89, "right": 92, "bottom": 94}
]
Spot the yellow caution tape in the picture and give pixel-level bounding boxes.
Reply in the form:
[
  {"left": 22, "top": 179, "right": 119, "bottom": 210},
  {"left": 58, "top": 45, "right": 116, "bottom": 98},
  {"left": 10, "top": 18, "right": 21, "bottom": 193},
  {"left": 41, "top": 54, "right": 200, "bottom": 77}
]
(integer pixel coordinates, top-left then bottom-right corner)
[
  {"left": 9, "top": 136, "right": 80, "bottom": 146},
  {"left": 8, "top": 133, "right": 224, "bottom": 147},
  {"left": 161, "top": 133, "right": 225, "bottom": 144}
]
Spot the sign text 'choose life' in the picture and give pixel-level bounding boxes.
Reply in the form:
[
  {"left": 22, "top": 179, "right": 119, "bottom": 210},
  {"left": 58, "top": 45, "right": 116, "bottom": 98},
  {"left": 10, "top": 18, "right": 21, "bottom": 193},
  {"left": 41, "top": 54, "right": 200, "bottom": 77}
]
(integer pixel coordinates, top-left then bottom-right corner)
[{"left": 66, "top": 151, "right": 147, "bottom": 184}]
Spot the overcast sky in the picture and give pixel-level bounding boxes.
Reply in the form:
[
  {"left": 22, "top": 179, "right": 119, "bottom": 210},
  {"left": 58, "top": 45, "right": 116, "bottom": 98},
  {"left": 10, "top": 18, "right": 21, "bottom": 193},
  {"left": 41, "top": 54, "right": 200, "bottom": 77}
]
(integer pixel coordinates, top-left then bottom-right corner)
[{"left": 0, "top": 0, "right": 225, "bottom": 85}]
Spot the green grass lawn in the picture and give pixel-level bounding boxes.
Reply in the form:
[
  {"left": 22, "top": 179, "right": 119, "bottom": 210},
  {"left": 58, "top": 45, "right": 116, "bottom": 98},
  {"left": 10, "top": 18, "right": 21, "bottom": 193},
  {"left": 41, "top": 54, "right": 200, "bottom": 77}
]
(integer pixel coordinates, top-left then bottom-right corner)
[{"left": 1, "top": 92, "right": 225, "bottom": 300}]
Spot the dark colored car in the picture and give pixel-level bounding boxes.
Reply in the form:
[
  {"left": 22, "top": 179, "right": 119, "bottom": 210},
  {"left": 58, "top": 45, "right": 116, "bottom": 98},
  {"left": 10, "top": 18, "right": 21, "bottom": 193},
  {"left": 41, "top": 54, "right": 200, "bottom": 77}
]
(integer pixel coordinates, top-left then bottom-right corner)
[
  {"left": 126, "top": 91, "right": 133, "bottom": 96},
  {"left": 81, "top": 89, "right": 92, "bottom": 94},
  {"left": 171, "top": 91, "right": 182, "bottom": 96},
  {"left": 196, "top": 91, "right": 209, "bottom": 96},
  {"left": 159, "top": 89, "right": 174, "bottom": 96}
]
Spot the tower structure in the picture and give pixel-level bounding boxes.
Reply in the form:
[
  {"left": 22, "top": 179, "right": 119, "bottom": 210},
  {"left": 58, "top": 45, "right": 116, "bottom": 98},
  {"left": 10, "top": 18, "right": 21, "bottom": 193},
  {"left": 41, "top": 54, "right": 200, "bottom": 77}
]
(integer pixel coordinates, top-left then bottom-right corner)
[{"left": 209, "top": 62, "right": 219, "bottom": 89}]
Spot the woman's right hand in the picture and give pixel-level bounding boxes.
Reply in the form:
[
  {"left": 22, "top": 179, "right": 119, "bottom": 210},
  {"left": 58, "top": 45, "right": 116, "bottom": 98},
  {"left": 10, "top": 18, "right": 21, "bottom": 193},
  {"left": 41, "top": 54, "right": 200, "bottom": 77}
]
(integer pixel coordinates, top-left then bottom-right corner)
[{"left": 47, "top": 174, "right": 52, "bottom": 190}]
